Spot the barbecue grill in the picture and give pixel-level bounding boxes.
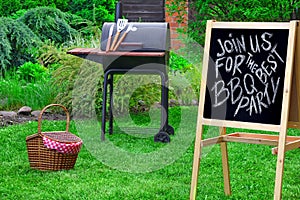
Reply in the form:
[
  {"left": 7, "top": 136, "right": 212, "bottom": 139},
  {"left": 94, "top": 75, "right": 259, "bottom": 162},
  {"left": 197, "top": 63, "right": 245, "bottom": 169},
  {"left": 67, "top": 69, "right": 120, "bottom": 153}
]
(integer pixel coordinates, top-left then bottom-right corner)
[{"left": 68, "top": 21, "right": 174, "bottom": 143}]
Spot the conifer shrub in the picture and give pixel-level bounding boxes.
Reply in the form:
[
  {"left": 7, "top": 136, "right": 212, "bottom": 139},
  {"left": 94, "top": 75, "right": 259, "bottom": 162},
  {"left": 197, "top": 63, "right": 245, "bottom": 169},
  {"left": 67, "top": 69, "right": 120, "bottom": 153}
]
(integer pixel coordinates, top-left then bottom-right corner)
[
  {"left": 18, "top": 7, "right": 78, "bottom": 44},
  {"left": 0, "top": 17, "right": 40, "bottom": 73}
]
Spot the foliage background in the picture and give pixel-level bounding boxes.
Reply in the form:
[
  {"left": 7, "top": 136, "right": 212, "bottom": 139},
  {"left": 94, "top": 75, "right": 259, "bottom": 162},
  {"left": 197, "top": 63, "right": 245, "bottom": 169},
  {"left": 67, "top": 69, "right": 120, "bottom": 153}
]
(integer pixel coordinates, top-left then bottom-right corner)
[
  {"left": 0, "top": 0, "right": 115, "bottom": 25},
  {"left": 168, "top": 0, "right": 300, "bottom": 45}
]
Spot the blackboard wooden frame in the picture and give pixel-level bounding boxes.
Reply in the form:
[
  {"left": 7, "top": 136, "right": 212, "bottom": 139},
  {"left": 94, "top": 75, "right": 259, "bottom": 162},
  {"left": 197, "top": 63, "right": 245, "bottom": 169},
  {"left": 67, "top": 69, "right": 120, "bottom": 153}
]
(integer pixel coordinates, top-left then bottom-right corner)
[
  {"left": 190, "top": 20, "right": 299, "bottom": 200},
  {"left": 288, "top": 22, "right": 300, "bottom": 128}
]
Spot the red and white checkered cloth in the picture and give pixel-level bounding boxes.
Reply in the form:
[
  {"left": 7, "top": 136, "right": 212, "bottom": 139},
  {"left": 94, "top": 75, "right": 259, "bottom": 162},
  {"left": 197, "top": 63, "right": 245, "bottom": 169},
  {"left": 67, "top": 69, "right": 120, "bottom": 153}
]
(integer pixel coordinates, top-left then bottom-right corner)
[{"left": 43, "top": 137, "right": 82, "bottom": 154}]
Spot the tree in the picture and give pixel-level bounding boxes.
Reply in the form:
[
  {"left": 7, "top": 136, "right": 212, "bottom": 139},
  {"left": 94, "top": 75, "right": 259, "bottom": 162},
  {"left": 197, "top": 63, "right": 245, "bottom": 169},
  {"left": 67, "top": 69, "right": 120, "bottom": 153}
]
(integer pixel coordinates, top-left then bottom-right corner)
[
  {"left": 68, "top": 0, "right": 115, "bottom": 25},
  {"left": 0, "top": 0, "right": 21, "bottom": 17},
  {"left": 0, "top": 0, "right": 71, "bottom": 17}
]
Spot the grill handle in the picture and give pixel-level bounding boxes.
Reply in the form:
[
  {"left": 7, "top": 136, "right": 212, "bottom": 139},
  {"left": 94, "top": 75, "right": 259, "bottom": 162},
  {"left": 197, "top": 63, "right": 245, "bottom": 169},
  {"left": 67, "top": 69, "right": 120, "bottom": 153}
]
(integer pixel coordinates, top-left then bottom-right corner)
[{"left": 120, "top": 42, "right": 143, "bottom": 47}]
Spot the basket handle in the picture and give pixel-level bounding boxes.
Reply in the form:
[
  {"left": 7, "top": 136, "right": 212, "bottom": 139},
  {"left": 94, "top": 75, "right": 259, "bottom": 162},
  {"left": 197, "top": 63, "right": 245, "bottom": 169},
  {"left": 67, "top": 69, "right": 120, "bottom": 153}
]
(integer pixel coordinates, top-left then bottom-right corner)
[{"left": 38, "top": 104, "right": 70, "bottom": 134}]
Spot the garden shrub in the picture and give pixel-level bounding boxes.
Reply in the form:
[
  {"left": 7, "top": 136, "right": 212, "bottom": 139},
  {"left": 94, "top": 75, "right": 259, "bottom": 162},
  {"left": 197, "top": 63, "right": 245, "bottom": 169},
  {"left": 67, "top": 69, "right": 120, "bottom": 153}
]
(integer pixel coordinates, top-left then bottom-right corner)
[
  {"left": 18, "top": 7, "right": 78, "bottom": 44},
  {"left": 68, "top": 0, "right": 115, "bottom": 25},
  {"left": 16, "top": 62, "right": 49, "bottom": 82},
  {"left": 53, "top": 59, "right": 104, "bottom": 118},
  {"left": 0, "top": 0, "right": 21, "bottom": 17},
  {"left": 112, "top": 75, "right": 162, "bottom": 115},
  {"left": 0, "top": 68, "right": 58, "bottom": 110},
  {"left": 50, "top": 46, "right": 98, "bottom": 114},
  {"left": 0, "top": 0, "right": 70, "bottom": 17},
  {"left": 0, "top": 17, "right": 40, "bottom": 73},
  {"left": 37, "top": 41, "right": 66, "bottom": 68},
  {"left": 169, "top": 51, "right": 192, "bottom": 71},
  {"left": 9, "top": 9, "right": 27, "bottom": 20},
  {"left": 71, "top": 62, "right": 103, "bottom": 118},
  {"left": 66, "top": 13, "right": 100, "bottom": 39},
  {"left": 39, "top": 39, "right": 102, "bottom": 116},
  {"left": 169, "top": 64, "right": 201, "bottom": 104},
  {"left": 168, "top": 50, "right": 201, "bottom": 103},
  {"left": 2, "top": 0, "right": 114, "bottom": 32}
]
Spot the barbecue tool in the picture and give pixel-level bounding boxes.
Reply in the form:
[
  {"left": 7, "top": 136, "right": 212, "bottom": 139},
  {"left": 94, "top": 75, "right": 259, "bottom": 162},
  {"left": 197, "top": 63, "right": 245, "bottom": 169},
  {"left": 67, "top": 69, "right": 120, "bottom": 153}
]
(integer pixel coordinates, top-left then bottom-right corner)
[
  {"left": 110, "top": 19, "right": 128, "bottom": 51},
  {"left": 112, "top": 24, "right": 137, "bottom": 51},
  {"left": 106, "top": 24, "right": 114, "bottom": 52}
]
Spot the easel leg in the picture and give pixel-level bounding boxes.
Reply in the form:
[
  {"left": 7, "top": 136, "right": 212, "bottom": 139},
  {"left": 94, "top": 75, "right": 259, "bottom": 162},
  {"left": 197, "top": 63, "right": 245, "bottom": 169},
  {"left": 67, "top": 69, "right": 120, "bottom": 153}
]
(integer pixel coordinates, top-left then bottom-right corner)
[
  {"left": 274, "top": 129, "right": 287, "bottom": 200},
  {"left": 220, "top": 127, "right": 231, "bottom": 195},
  {"left": 190, "top": 124, "right": 204, "bottom": 200}
]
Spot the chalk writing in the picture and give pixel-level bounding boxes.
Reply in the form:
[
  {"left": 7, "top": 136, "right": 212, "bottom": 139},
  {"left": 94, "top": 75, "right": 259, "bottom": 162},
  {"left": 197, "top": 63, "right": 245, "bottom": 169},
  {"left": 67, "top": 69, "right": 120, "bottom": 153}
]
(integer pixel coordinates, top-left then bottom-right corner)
[{"left": 204, "top": 28, "right": 289, "bottom": 124}]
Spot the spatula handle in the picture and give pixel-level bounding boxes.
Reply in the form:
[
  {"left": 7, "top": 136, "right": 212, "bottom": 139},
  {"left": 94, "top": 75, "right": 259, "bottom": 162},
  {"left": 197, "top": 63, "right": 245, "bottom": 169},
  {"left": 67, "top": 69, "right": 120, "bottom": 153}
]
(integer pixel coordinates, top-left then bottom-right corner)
[
  {"left": 113, "top": 32, "right": 128, "bottom": 51},
  {"left": 110, "top": 32, "right": 120, "bottom": 51},
  {"left": 106, "top": 35, "right": 112, "bottom": 52}
]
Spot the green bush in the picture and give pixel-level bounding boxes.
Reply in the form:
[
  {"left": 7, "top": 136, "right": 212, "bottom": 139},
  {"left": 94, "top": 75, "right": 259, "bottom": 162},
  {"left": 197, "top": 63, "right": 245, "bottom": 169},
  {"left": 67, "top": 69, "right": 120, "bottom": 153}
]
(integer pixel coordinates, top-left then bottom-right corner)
[
  {"left": 1, "top": 1, "right": 115, "bottom": 31},
  {"left": 38, "top": 37, "right": 102, "bottom": 116},
  {"left": 66, "top": 13, "right": 100, "bottom": 39},
  {"left": 9, "top": 9, "right": 27, "bottom": 20},
  {"left": 168, "top": 51, "right": 201, "bottom": 104},
  {"left": 16, "top": 62, "right": 49, "bottom": 82},
  {"left": 0, "top": 17, "right": 40, "bottom": 73},
  {"left": 0, "top": 69, "right": 57, "bottom": 110},
  {"left": 0, "top": 0, "right": 21, "bottom": 17},
  {"left": 49, "top": 45, "right": 98, "bottom": 113},
  {"left": 0, "top": 0, "right": 70, "bottom": 17},
  {"left": 18, "top": 7, "right": 78, "bottom": 44},
  {"left": 112, "top": 75, "right": 162, "bottom": 115},
  {"left": 169, "top": 51, "right": 192, "bottom": 71},
  {"left": 68, "top": 0, "right": 115, "bottom": 25},
  {"left": 36, "top": 41, "right": 66, "bottom": 68}
]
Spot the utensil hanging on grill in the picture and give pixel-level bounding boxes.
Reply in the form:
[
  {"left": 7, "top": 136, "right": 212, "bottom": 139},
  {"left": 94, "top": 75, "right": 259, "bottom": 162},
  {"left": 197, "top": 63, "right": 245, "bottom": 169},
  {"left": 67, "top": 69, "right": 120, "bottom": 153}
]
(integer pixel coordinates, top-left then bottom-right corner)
[
  {"left": 112, "top": 24, "right": 137, "bottom": 51},
  {"left": 106, "top": 24, "right": 114, "bottom": 52},
  {"left": 110, "top": 19, "right": 128, "bottom": 51}
]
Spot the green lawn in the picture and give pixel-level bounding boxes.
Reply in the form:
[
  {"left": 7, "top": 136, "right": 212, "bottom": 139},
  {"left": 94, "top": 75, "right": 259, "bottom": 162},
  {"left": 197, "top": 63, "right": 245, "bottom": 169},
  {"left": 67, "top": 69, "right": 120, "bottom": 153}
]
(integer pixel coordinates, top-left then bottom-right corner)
[{"left": 1, "top": 107, "right": 300, "bottom": 199}]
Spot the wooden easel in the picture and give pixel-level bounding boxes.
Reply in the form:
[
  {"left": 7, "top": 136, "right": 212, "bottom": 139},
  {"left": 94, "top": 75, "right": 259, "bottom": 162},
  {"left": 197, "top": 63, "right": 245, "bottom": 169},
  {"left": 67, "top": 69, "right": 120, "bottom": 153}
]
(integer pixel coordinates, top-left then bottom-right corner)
[{"left": 190, "top": 20, "right": 299, "bottom": 200}]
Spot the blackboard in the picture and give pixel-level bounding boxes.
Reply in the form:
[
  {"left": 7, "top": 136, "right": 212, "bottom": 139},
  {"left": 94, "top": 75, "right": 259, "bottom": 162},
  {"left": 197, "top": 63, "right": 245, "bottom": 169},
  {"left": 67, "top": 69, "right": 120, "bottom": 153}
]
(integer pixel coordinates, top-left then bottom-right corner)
[
  {"left": 203, "top": 28, "right": 290, "bottom": 125},
  {"left": 190, "top": 20, "right": 298, "bottom": 200}
]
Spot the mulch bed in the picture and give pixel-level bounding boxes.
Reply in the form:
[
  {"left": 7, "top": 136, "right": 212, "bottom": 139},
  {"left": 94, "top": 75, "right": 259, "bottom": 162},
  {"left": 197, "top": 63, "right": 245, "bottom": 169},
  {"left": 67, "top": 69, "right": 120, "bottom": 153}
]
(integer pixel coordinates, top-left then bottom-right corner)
[{"left": 0, "top": 113, "right": 66, "bottom": 127}]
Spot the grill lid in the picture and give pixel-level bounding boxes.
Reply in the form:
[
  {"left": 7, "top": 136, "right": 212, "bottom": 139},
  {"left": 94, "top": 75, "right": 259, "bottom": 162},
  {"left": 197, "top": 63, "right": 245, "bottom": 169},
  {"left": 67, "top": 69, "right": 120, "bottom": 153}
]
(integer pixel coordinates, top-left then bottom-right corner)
[{"left": 101, "top": 22, "right": 170, "bottom": 52}]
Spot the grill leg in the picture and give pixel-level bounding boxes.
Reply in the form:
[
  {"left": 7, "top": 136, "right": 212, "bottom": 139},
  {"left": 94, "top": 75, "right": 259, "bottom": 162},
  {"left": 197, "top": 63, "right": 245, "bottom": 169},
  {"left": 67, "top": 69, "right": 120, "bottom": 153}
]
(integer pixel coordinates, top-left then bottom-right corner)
[
  {"left": 161, "top": 74, "right": 168, "bottom": 131},
  {"left": 163, "top": 74, "right": 174, "bottom": 135},
  {"left": 154, "top": 71, "right": 173, "bottom": 143},
  {"left": 101, "top": 72, "right": 110, "bottom": 141},
  {"left": 108, "top": 74, "right": 114, "bottom": 134}
]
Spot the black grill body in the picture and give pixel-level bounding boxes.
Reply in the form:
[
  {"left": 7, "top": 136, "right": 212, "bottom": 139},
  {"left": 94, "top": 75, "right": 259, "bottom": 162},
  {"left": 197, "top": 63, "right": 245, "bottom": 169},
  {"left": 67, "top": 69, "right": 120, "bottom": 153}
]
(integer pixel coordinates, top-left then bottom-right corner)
[{"left": 101, "top": 22, "right": 170, "bottom": 52}]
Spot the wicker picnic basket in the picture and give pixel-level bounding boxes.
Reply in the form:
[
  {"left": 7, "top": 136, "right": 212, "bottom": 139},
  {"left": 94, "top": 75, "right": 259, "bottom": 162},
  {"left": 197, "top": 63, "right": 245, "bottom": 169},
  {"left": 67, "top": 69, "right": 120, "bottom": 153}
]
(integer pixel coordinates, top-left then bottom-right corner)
[{"left": 26, "top": 104, "right": 82, "bottom": 171}]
